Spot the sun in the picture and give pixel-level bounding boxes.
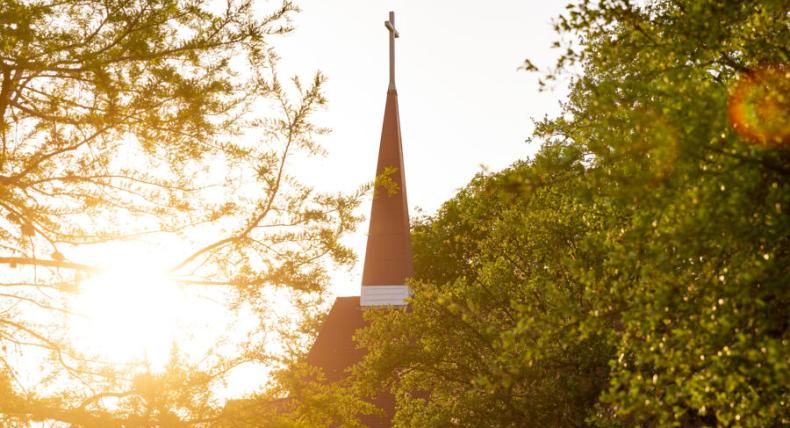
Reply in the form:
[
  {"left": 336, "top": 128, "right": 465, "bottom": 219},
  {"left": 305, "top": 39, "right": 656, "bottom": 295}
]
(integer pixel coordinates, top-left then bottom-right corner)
[
  {"left": 64, "top": 243, "right": 274, "bottom": 398},
  {"left": 68, "top": 252, "right": 185, "bottom": 370}
]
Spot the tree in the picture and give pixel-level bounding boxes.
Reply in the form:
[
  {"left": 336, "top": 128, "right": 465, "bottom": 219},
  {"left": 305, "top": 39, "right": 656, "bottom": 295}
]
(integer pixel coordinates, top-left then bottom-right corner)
[
  {"left": 355, "top": 0, "right": 788, "bottom": 426},
  {"left": 547, "top": 1, "right": 789, "bottom": 425},
  {"left": 356, "top": 147, "right": 614, "bottom": 427},
  {"left": 0, "top": 0, "right": 362, "bottom": 424}
]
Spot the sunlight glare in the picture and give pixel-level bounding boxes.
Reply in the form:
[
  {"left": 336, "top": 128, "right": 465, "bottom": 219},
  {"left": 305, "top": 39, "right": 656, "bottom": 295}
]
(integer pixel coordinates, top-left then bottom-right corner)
[
  {"left": 69, "top": 255, "right": 185, "bottom": 371},
  {"left": 65, "top": 242, "right": 275, "bottom": 399}
]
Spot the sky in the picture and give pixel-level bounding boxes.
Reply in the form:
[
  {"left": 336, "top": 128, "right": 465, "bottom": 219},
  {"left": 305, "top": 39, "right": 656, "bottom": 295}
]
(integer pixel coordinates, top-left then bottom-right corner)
[{"left": 271, "top": 0, "right": 571, "bottom": 296}]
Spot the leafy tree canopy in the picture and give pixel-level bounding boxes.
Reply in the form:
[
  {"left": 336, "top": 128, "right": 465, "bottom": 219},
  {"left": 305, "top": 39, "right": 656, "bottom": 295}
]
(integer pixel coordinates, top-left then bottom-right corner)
[
  {"left": 355, "top": 0, "right": 789, "bottom": 426},
  {"left": 0, "top": 0, "right": 363, "bottom": 425}
]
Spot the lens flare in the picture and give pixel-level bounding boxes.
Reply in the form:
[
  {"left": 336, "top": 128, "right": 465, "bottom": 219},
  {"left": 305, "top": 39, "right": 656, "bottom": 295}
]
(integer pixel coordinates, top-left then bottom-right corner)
[{"left": 728, "top": 65, "right": 790, "bottom": 146}]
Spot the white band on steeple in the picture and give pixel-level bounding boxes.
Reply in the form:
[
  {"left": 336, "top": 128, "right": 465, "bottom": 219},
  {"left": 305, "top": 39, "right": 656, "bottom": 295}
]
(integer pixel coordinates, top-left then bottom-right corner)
[{"left": 360, "top": 285, "right": 410, "bottom": 307}]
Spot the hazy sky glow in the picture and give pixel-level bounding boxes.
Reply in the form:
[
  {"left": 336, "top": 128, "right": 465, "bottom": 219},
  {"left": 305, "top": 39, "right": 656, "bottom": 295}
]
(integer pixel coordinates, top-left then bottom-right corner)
[{"left": 273, "top": 1, "right": 570, "bottom": 296}]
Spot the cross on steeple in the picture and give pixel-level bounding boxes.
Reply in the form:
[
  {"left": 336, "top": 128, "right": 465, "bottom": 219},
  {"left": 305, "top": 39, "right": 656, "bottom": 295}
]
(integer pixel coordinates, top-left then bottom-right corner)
[{"left": 384, "top": 11, "right": 399, "bottom": 90}]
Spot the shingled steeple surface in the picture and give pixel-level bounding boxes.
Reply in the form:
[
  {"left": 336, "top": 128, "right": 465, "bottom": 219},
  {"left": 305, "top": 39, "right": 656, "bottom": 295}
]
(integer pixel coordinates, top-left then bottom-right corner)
[{"left": 361, "top": 89, "right": 413, "bottom": 287}]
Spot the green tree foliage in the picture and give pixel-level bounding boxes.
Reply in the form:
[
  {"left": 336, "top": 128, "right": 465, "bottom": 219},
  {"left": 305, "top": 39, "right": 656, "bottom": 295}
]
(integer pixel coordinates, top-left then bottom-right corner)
[
  {"left": 356, "top": 0, "right": 788, "bottom": 426},
  {"left": 357, "top": 148, "right": 614, "bottom": 427},
  {"left": 0, "top": 0, "right": 363, "bottom": 424}
]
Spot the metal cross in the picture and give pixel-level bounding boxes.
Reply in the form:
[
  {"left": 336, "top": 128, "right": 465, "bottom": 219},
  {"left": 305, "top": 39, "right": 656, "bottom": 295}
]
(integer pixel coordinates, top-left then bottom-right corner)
[{"left": 384, "top": 11, "right": 399, "bottom": 90}]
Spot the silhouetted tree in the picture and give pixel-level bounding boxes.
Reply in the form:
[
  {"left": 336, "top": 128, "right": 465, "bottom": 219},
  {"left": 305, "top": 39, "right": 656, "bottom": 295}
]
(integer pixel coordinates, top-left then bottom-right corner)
[{"left": 0, "top": 0, "right": 363, "bottom": 424}]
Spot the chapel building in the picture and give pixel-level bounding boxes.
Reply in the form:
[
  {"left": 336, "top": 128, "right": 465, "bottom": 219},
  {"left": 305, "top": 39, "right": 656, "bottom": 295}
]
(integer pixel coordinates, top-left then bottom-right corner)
[{"left": 306, "top": 11, "right": 411, "bottom": 428}]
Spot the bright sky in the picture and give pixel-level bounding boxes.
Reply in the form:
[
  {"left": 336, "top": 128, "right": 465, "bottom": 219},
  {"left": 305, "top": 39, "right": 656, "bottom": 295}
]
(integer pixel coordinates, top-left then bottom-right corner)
[{"left": 273, "top": 0, "right": 570, "bottom": 296}]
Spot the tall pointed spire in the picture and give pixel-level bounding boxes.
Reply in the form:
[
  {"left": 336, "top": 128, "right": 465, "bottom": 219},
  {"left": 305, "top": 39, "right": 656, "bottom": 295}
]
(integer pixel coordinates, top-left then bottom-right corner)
[{"left": 360, "top": 11, "right": 412, "bottom": 307}]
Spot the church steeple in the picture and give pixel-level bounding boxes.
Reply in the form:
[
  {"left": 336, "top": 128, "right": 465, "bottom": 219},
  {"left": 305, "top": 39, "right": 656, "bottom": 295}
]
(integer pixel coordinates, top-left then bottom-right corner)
[
  {"left": 360, "top": 11, "right": 412, "bottom": 307},
  {"left": 306, "top": 12, "right": 409, "bottom": 425}
]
